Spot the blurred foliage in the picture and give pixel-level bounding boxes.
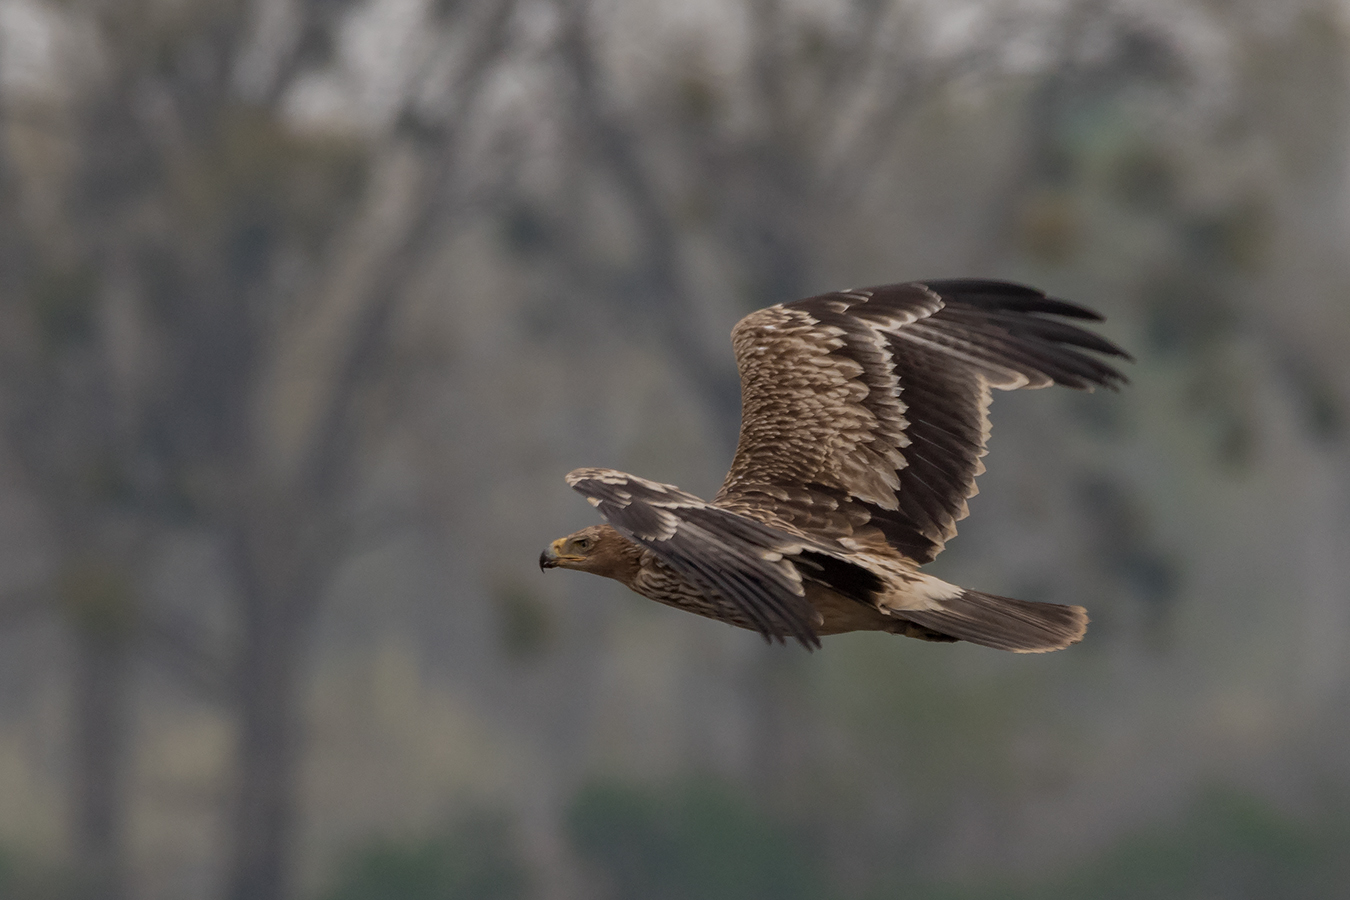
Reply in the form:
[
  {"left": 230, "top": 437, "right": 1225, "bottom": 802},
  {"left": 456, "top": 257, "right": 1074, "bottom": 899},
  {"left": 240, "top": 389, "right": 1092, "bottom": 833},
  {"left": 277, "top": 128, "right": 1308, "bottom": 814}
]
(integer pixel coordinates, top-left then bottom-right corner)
[
  {"left": 563, "top": 780, "right": 1350, "bottom": 900},
  {"left": 30, "top": 263, "right": 98, "bottom": 352},
  {"left": 0, "top": 847, "right": 74, "bottom": 900},
  {"left": 493, "top": 582, "right": 554, "bottom": 662},
  {"left": 56, "top": 558, "right": 138, "bottom": 642},
  {"left": 565, "top": 777, "right": 827, "bottom": 900},
  {"left": 168, "top": 107, "right": 368, "bottom": 258},
  {"left": 317, "top": 813, "right": 530, "bottom": 900},
  {"left": 1110, "top": 144, "right": 1176, "bottom": 214},
  {"left": 1075, "top": 67, "right": 1290, "bottom": 468},
  {"left": 865, "top": 786, "right": 1350, "bottom": 900},
  {"left": 1075, "top": 476, "right": 1179, "bottom": 633},
  {"left": 819, "top": 640, "right": 1052, "bottom": 803},
  {"left": 499, "top": 204, "right": 552, "bottom": 258},
  {"left": 1283, "top": 361, "right": 1346, "bottom": 443},
  {"left": 1035, "top": 788, "right": 1349, "bottom": 900},
  {"left": 1142, "top": 266, "right": 1236, "bottom": 357},
  {"left": 1015, "top": 191, "right": 1081, "bottom": 265}
]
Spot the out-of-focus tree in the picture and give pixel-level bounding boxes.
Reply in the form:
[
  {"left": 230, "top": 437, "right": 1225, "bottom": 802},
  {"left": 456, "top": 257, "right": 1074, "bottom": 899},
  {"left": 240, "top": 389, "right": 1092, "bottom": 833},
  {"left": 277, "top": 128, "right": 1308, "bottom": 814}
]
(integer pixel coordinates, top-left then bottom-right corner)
[{"left": 0, "top": 0, "right": 523, "bottom": 897}]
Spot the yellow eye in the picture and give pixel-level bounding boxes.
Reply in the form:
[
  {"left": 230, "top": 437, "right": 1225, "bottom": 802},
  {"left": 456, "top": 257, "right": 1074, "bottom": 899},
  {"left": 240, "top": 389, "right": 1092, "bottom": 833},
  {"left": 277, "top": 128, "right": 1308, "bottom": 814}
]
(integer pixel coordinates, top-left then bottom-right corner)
[{"left": 574, "top": 538, "right": 592, "bottom": 551}]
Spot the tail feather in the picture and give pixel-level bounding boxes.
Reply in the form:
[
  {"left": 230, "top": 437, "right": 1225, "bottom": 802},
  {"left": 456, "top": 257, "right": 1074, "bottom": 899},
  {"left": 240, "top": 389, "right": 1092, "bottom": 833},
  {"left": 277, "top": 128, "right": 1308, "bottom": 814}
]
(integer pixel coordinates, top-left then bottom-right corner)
[{"left": 896, "top": 589, "right": 1088, "bottom": 653}]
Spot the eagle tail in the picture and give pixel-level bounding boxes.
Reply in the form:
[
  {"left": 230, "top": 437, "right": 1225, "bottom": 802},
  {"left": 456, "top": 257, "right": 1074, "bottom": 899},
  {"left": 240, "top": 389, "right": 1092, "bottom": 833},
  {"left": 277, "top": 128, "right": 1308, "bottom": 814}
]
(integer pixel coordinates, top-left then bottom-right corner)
[{"left": 895, "top": 589, "right": 1088, "bottom": 653}]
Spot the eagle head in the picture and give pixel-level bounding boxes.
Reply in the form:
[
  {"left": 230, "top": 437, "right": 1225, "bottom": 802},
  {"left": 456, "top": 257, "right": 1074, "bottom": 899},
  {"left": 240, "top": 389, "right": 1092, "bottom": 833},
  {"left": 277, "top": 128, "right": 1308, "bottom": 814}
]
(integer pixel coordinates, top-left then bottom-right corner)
[{"left": 539, "top": 524, "right": 640, "bottom": 584}]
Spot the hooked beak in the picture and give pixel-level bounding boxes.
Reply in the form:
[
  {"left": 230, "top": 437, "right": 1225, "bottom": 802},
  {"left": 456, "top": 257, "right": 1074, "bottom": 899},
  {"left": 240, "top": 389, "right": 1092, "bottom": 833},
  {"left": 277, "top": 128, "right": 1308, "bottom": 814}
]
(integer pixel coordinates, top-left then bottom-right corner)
[
  {"left": 539, "top": 547, "right": 558, "bottom": 570},
  {"left": 540, "top": 538, "right": 566, "bottom": 571}
]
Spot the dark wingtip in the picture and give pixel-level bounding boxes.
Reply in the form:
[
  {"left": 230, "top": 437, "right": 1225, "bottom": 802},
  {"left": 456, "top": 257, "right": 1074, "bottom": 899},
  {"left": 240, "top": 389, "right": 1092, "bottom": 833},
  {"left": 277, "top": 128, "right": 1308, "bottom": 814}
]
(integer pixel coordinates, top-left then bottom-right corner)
[
  {"left": 1044, "top": 295, "right": 1105, "bottom": 322},
  {"left": 921, "top": 279, "right": 1111, "bottom": 322},
  {"left": 917, "top": 279, "right": 1134, "bottom": 391}
]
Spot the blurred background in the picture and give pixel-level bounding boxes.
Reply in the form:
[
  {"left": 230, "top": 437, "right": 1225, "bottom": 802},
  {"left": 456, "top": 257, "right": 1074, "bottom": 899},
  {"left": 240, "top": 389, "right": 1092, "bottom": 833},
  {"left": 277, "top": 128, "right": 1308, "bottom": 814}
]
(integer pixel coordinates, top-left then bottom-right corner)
[{"left": 0, "top": 0, "right": 1348, "bottom": 898}]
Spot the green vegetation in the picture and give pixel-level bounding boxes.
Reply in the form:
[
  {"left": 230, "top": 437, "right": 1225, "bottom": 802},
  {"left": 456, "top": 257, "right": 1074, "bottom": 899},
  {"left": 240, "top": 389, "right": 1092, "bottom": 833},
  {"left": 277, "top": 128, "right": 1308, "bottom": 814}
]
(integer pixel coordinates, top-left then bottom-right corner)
[
  {"left": 318, "top": 814, "right": 530, "bottom": 900},
  {"left": 493, "top": 582, "right": 554, "bottom": 662},
  {"left": 868, "top": 787, "right": 1350, "bottom": 900},
  {"left": 568, "top": 780, "right": 1350, "bottom": 900},
  {"left": 566, "top": 777, "right": 827, "bottom": 900}
]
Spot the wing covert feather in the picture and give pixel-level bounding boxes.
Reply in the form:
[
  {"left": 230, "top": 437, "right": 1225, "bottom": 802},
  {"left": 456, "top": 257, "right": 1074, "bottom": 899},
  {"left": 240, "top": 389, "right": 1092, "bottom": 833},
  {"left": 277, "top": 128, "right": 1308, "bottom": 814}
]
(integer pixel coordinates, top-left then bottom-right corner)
[
  {"left": 566, "top": 468, "right": 827, "bottom": 648},
  {"left": 715, "top": 280, "right": 1129, "bottom": 564}
]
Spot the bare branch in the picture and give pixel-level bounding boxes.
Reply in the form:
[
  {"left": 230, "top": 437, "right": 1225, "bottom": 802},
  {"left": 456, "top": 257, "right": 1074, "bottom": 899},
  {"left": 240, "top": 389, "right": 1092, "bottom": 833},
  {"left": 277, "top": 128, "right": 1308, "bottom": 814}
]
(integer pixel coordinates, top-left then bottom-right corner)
[
  {"left": 259, "top": 0, "right": 522, "bottom": 499},
  {"left": 553, "top": 0, "right": 741, "bottom": 440}
]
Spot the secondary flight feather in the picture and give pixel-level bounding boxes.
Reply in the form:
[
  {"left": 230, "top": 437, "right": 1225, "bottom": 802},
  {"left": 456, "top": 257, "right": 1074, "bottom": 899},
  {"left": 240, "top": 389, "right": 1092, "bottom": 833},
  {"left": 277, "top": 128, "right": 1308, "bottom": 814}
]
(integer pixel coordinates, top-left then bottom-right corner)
[{"left": 540, "top": 280, "right": 1130, "bottom": 651}]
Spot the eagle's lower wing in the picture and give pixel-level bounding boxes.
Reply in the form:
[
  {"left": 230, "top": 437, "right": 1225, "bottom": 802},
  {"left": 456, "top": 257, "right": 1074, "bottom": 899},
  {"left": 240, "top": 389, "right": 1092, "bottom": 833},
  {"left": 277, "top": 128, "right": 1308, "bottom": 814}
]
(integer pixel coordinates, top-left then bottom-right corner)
[
  {"left": 715, "top": 280, "right": 1131, "bottom": 564},
  {"left": 566, "top": 468, "right": 829, "bottom": 648}
]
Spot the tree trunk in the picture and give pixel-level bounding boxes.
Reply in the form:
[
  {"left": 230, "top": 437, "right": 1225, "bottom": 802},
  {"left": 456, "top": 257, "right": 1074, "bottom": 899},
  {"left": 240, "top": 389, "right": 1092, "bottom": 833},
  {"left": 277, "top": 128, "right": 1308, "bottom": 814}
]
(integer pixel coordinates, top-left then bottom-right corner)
[
  {"left": 227, "top": 591, "right": 308, "bottom": 900},
  {"left": 71, "top": 628, "right": 129, "bottom": 900}
]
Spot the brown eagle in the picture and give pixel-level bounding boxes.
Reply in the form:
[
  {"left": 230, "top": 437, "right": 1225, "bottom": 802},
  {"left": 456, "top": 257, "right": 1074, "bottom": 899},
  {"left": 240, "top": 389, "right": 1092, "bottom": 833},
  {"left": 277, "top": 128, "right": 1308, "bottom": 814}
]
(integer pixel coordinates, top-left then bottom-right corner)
[{"left": 540, "top": 280, "right": 1129, "bottom": 652}]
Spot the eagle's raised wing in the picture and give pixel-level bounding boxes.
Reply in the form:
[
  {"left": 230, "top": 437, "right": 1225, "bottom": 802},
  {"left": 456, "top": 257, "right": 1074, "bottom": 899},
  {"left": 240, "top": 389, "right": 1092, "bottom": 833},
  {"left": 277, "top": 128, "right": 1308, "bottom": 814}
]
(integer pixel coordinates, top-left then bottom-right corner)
[
  {"left": 714, "top": 280, "right": 1131, "bottom": 564},
  {"left": 567, "top": 467, "right": 875, "bottom": 648}
]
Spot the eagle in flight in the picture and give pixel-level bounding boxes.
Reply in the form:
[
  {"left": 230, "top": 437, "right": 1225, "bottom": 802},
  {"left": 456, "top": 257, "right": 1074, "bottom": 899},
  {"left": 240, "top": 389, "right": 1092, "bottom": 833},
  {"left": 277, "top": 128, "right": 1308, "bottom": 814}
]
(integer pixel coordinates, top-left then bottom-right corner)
[{"left": 540, "top": 280, "right": 1129, "bottom": 652}]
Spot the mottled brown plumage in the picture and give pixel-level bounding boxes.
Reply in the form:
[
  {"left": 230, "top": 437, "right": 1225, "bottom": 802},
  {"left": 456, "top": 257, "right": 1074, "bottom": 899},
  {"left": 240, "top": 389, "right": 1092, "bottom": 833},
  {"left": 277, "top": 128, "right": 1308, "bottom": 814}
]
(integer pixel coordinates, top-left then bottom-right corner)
[{"left": 540, "top": 280, "right": 1130, "bottom": 651}]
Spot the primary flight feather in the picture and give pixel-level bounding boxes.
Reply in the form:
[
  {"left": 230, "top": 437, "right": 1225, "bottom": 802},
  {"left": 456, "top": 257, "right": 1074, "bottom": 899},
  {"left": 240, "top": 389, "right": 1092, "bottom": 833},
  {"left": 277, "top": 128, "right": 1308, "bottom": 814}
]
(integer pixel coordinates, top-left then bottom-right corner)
[{"left": 540, "top": 280, "right": 1130, "bottom": 651}]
